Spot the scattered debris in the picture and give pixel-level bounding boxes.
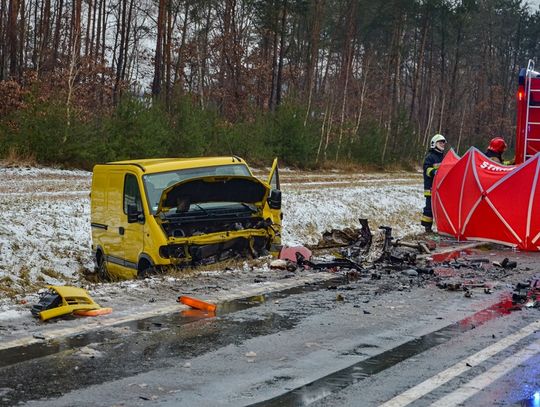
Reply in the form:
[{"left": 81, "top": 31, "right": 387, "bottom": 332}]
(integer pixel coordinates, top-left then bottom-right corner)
[
  {"left": 31, "top": 286, "right": 106, "bottom": 321},
  {"left": 279, "top": 246, "right": 312, "bottom": 262},
  {"left": 511, "top": 280, "right": 540, "bottom": 308},
  {"left": 269, "top": 259, "right": 296, "bottom": 272},
  {"left": 73, "top": 308, "right": 113, "bottom": 317},
  {"left": 501, "top": 258, "right": 517, "bottom": 269},
  {"left": 437, "top": 282, "right": 462, "bottom": 291},
  {"left": 401, "top": 269, "right": 419, "bottom": 277},
  {"left": 301, "top": 219, "right": 432, "bottom": 274},
  {"left": 296, "top": 252, "right": 363, "bottom": 271},
  {"left": 177, "top": 296, "right": 217, "bottom": 312},
  {"left": 270, "top": 259, "right": 288, "bottom": 269},
  {"left": 314, "top": 219, "right": 372, "bottom": 249}
]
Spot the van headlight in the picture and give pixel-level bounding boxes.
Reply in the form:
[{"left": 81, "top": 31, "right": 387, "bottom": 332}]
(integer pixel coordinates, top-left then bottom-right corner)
[{"left": 160, "top": 245, "right": 186, "bottom": 259}]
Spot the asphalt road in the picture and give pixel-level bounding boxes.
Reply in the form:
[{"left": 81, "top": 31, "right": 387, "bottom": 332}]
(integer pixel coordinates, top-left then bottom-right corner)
[{"left": 1, "top": 250, "right": 539, "bottom": 407}]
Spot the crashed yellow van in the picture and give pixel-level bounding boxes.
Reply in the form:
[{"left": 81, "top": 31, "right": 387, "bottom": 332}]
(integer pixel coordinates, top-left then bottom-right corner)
[{"left": 90, "top": 157, "right": 281, "bottom": 279}]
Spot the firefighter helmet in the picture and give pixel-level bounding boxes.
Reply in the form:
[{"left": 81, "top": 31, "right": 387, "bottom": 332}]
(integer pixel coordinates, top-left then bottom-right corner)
[
  {"left": 488, "top": 137, "right": 507, "bottom": 154},
  {"left": 430, "top": 134, "right": 446, "bottom": 150}
]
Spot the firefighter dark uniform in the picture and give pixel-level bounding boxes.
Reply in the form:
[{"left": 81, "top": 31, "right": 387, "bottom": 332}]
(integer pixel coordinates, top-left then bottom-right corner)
[
  {"left": 485, "top": 137, "right": 508, "bottom": 164},
  {"left": 485, "top": 149, "right": 503, "bottom": 164},
  {"left": 421, "top": 135, "right": 446, "bottom": 232}
]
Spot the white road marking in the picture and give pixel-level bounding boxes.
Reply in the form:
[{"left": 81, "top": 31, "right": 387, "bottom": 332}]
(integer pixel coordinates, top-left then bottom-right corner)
[
  {"left": 379, "top": 319, "right": 540, "bottom": 407},
  {"left": 431, "top": 339, "right": 540, "bottom": 406}
]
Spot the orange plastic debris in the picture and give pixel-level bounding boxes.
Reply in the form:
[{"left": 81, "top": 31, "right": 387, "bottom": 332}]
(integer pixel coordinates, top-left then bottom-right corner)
[
  {"left": 73, "top": 307, "right": 113, "bottom": 317},
  {"left": 177, "top": 296, "right": 217, "bottom": 312}
]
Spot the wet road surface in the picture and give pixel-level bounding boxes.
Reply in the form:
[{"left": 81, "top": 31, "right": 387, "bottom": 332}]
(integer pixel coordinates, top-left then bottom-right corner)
[{"left": 1, "top": 251, "right": 539, "bottom": 407}]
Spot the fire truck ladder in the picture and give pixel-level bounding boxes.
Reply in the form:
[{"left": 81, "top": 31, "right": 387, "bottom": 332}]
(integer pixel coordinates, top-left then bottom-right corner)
[{"left": 524, "top": 59, "right": 540, "bottom": 160}]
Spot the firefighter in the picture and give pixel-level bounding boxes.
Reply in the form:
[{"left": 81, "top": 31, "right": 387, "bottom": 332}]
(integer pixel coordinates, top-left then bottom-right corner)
[
  {"left": 421, "top": 134, "right": 447, "bottom": 232},
  {"left": 485, "top": 137, "right": 507, "bottom": 164}
]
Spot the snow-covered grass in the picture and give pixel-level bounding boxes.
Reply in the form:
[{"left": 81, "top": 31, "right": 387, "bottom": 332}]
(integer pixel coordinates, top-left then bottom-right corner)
[{"left": 0, "top": 165, "right": 424, "bottom": 303}]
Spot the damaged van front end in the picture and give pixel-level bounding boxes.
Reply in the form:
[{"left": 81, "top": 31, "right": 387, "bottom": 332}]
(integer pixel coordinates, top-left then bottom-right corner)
[{"left": 154, "top": 176, "right": 282, "bottom": 266}]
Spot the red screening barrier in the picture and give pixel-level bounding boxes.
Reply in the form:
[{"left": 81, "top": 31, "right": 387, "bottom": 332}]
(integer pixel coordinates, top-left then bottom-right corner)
[{"left": 432, "top": 148, "right": 540, "bottom": 251}]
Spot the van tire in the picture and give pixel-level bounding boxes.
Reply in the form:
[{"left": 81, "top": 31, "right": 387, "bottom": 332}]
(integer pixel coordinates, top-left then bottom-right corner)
[
  {"left": 137, "top": 259, "right": 156, "bottom": 279},
  {"left": 96, "top": 251, "right": 110, "bottom": 281}
]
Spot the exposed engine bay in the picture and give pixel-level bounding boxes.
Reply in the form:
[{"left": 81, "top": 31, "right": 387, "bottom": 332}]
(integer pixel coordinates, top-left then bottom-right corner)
[
  {"left": 157, "top": 203, "right": 275, "bottom": 265},
  {"left": 159, "top": 203, "right": 272, "bottom": 238}
]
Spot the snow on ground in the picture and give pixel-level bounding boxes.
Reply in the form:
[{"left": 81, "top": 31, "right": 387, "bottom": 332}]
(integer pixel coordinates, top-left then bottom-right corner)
[
  {"left": 0, "top": 164, "right": 424, "bottom": 316},
  {"left": 282, "top": 174, "right": 423, "bottom": 245}
]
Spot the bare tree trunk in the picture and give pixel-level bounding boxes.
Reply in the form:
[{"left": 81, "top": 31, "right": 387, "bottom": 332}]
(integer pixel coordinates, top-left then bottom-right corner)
[
  {"left": 121, "top": 0, "right": 134, "bottom": 82},
  {"left": 268, "top": 0, "right": 279, "bottom": 111},
  {"left": 349, "top": 55, "right": 369, "bottom": 156},
  {"left": 111, "top": 0, "right": 122, "bottom": 99},
  {"left": 95, "top": 0, "right": 102, "bottom": 61},
  {"left": 456, "top": 104, "right": 466, "bottom": 154},
  {"left": 323, "top": 102, "right": 334, "bottom": 163},
  {"left": 165, "top": 0, "right": 173, "bottom": 106},
  {"left": 275, "top": 0, "right": 287, "bottom": 107},
  {"left": 304, "top": 0, "right": 323, "bottom": 126},
  {"left": 335, "top": 0, "right": 356, "bottom": 161},
  {"left": 336, "top": 57, "right": 351, "bottom": 161},
  {"left": 38, "top": 0, "right": 51, "bottom": 72},
  {"left": 199, "top": 5, "right": 212, "bottom": 107},
  {"left": 17, "top": 0, "right": 25, "bottom": 79},
  {"left": 65, "top": 32, "right": 79, "bottom": 144},
  {"left": 89, "top": 0, "right": 98, "bottom": 58},
  {"left": 410, "top": 16, "right": 428, "bottom": 121},
  {"left": 382, "top": 119, "right": 391, "bottom": 163},
  {"left": 152, "top": 0, "right": 166, "bottom": 97},
  {"left": 84, "top": 0, "right": 93, "bottom": 57},
  {"left": 173, "top": 1, "right": 189, "bottom": 89},
  {"left": 71, "top": 0, "right": 82, "bottom": 61},
  {"left": 305, "top": 0, "right": 323, "bottom": 96},
  {"left": 316, "top": 101, "right": 330, "bottom": 163},
  {"left": 32, "top": 0, "right": 39, "bottom": 69},
  {"left": 98, "top": 0, "right": 107, "bottom": 104},
  {"left": 0, "top": 0, "right": 5, "bottom": 79},
  {"left": 7, "top": 0, "right": 19, "bottom": 78},
  {"left": 52, "top": 0, "right": 64, "bottom": 64}
]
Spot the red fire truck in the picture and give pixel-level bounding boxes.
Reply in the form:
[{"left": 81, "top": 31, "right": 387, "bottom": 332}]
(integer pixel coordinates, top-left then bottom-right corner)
[{"left": 515, "top": 59, "right": 540, "bottom": 164}]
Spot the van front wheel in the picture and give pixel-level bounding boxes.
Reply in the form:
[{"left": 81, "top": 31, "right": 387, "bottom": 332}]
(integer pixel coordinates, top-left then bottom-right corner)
[
  {"left": 96, "top": 252, "right": 110, "bottom": 281},
  {"left": 138, "top": 259, "right": 156, "bottom": 279}
]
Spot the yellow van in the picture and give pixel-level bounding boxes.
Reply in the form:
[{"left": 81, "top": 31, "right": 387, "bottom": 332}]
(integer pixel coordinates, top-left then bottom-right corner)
[{"left": 90, "top": 157, "right": 281, "bottom": 280}]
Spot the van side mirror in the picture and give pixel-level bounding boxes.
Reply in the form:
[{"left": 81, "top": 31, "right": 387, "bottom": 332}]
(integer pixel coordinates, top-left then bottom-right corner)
[
  {"left": 268, "top": 189, "right": 281, "bottom": 210},
  {"left": 127, "top": 204, "right": 143, "bottom": 223}
]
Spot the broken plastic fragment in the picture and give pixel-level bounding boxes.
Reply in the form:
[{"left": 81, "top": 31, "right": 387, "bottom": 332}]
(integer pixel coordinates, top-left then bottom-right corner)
[
  {"left": 31, "top": 286, "right": 104, "bottom": 321},
  {"left": 177, "top": 295, "right": 217, "bottom": 312},
  {"left": 279, "top": 246, "right": 312, "bottom": 262},
  {"left": 73, "top": 308, "right": 113, "bottom": 317}
]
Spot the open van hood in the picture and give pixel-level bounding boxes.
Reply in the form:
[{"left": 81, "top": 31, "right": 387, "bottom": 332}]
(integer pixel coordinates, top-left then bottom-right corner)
[{"left": 156, "top": 176, "right": 269, "bottom": 214}]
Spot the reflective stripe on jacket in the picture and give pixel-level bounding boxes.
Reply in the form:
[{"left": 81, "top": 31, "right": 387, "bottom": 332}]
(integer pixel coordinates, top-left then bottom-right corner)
[{"left": 423, "top": 149, "right": 444, "bottom": 191}]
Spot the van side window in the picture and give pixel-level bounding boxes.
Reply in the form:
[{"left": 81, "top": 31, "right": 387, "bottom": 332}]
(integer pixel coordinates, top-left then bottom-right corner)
[{"left": 124, "top": 174, "right": 143, "bottom": 214}]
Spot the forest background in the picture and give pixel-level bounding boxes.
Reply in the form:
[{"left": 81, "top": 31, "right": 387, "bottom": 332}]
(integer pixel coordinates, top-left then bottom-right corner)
[{"left": 1, "top": 0, "right": 539, "bottom": 169}]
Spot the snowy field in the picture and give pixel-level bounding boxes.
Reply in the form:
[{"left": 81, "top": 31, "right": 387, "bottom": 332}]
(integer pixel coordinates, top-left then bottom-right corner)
[{"left": 0, "top": 165, "right": 424, "bottom": 306}]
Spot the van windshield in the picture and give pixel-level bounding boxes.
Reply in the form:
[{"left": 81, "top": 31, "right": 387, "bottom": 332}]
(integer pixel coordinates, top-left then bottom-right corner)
[{"left": 143, "top": 164, "right": 251, "bottom": 214}]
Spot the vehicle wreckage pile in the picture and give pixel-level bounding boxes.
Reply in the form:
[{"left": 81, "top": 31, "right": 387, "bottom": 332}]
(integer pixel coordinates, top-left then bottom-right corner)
[
  {"left": 271, "top": 219, "right": 538, "bottom": 307},
  {"left": 274, "top": 219, "right": 435, "bottom": 276}
]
